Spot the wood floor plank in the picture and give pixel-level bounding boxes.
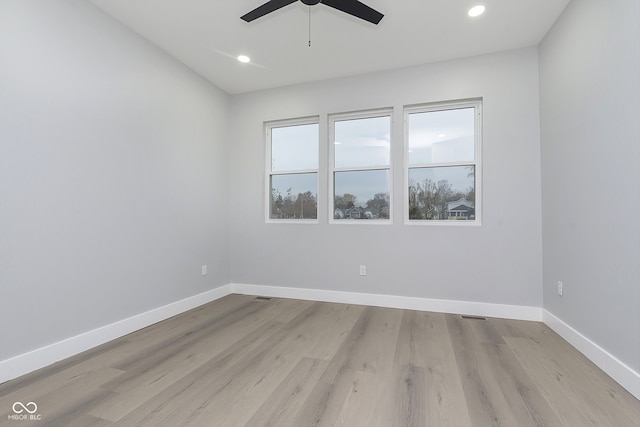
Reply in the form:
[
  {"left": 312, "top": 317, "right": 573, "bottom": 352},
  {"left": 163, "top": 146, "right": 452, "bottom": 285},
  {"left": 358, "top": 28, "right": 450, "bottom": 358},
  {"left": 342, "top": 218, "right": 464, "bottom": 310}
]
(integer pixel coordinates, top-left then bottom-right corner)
[
  {"left": 504, "top": 335, "right": 609, "bottom": 426},
  {"left": 109, "top": 297, "right": 270, "bottom": 371},
  {"left": 490, "top": 317, "right": 550, "bottom": 342},
  {"left": 394, "top": 310, "right": 472, "bottom": 426},
  {"left": 1, "top": 295, "right": 637, "bottom": 427},
  {"left": 394, "top": 310, "right": 430, "bottom": 367},
  {"left": 102, "top": 297, "right": 309, "bottom": 394},
  {"left": 290, "top": 306, "right": 402, "bottom": 427},
  {"left": 113, "top": 319, "right": 287, "bottom": 426},
  {"left": 333, "top": 370, "right": 384, "bottom": 427},
  {"left": 201, "top": 302, "right": 357, "bottom": 426},
  {"left": 48, "top": 414, "right": 113, "bottom": 427},
  {"left": 480, "top": 341, "right": 563, "bottom": 426},
  {"left": 245, "top": 357, "right": 329, "bottom": 427},
  {"left": 468, "top": 317, "right": 506, "bottom": 344},
  {"left": 447, "top": 314, "right": 521, "bottom": 427},
  {"left": 505, "top": 335, "right": 640, "bottom": 427},
  {"left": 393, "top": 363, "right": 427, "bottom": 427},
  {"left": 304, "top": 303, "right": 364, "bottom": 361},
  {"left": 147, "top": 302, "right": 348, "bottom": 426},
  {"left": 533, "top": 329, "right": 640, "bottom": 424},
  {"left": 88, "top": 298, "right": 315, "bottom": 423},
  {"left": 422, "top": 313, "right": 472, "bottom": 427},
  {"left": 107, "top": 294, "right": 254, "bottom": 366}
]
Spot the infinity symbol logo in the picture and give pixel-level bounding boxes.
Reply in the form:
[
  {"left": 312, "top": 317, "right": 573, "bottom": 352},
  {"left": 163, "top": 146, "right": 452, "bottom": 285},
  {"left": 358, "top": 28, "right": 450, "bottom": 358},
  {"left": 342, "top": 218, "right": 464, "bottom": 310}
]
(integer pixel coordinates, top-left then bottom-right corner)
[{"left": 12, "top": 401, "right": 38, "bottom": 414}]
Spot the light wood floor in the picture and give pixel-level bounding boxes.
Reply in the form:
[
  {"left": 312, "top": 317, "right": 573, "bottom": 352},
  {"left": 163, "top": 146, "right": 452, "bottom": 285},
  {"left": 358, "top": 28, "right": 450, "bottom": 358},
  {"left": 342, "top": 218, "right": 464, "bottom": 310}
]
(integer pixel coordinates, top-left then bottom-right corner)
[{"left": 1, "top": 294, "right": 638, "bottom": 426}]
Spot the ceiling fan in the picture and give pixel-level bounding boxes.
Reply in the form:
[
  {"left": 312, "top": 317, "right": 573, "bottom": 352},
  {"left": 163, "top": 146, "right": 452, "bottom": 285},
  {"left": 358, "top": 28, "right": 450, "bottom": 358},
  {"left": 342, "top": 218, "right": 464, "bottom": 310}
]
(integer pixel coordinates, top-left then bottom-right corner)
[{"left": 241, "top": 0, "right": 384, "bottom": 25}]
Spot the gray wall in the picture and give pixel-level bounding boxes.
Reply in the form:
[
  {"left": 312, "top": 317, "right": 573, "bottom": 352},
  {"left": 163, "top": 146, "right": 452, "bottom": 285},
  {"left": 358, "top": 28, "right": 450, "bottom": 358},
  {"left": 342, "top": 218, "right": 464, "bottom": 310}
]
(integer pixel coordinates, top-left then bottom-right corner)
[
  {"left": 0, "top": 0, "right": 230, "bottom": 360},
  {"left": 229, "top": 48, "right": 544, "bottom": 308},
  {"left": 539, "top": 0, "right": 640, "bottom": 371}
]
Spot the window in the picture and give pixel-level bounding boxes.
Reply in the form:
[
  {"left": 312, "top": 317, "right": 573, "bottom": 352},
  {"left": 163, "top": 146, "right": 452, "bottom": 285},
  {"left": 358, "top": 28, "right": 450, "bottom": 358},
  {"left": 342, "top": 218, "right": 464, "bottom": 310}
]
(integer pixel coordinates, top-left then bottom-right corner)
[
  {"left": 329, "top": 110, "right": 392, "bottom": 222},
  {"left": 266, "top": 118, "right": 319, "bottom": 221},
  {"left": 405, "top": 99, "right": 482, "bottom": 223}
]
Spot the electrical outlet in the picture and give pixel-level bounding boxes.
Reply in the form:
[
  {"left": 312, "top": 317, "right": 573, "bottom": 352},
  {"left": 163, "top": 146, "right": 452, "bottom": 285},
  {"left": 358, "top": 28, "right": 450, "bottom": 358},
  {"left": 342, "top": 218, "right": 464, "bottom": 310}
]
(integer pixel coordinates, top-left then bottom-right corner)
[
  {"left": 557, "top": 281, "right": 563, "bottom": 297},
  {"left": 359, "top": 265, "right": 367, "bottom": 276},
  {"left": 202, "top": 265, "right": 208, "bottom": 276}
]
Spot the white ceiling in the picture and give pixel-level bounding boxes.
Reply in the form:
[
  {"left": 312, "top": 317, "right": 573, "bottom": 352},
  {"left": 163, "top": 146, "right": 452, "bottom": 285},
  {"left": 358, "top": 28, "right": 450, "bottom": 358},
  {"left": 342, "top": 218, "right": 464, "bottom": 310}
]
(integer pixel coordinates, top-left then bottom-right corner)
[{"left": 89, "top": 0, "right": 570, "bottom": 94}]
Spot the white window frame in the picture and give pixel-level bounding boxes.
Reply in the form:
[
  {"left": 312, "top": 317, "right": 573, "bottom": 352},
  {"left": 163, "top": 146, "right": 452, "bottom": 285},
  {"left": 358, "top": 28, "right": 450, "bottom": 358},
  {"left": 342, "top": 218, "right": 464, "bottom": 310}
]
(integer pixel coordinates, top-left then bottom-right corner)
[
  {"left": 329, "top": 108, "right": 393, "bottom": 225},
  {"left": 265, "top": 116, "right": 319, "bottom": 224},
  {"left": 403, "top": 99, "right": 482, "bottom": 226}
]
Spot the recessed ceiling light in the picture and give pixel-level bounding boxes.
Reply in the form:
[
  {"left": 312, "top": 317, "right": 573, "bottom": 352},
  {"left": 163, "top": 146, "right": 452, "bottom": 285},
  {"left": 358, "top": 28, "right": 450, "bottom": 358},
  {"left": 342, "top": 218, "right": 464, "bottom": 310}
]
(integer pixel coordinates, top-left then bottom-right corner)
[
  {"left": 468, "top": 5, "right": 485, "bottom": 17},
  {"left": 237, "top": 55, "right": 251, "bottom": 63},
  {"left": 438, "top": 133, "right": 447, "bottom": 138}
]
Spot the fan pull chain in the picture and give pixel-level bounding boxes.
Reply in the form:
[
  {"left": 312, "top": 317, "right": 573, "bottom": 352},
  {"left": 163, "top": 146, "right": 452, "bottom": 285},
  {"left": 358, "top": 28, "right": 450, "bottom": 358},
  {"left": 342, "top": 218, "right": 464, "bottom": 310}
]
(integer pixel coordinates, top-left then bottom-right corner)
[{"left": 308, "top": 6, "right": 311, "bottom": 47}]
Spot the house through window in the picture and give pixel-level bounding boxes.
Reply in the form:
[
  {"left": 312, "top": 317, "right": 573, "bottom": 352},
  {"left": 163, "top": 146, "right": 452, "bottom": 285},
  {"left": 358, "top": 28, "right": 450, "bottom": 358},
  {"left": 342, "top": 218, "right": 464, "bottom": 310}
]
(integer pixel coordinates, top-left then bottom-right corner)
[{"left": 405, "top": 99, "right": 482, "bottom": 224}]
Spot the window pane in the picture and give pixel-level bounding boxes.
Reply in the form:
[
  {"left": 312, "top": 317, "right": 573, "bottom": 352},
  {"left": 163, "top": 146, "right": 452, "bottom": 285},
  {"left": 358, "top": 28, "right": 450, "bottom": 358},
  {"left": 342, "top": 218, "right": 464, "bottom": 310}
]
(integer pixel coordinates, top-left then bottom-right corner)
[
  {"left": 408, "top": 166, "right": 475, "bottom": 220},
  {"left": 271, "top": 123, "right": 318, "bottom": 172},
  {"left": 408, "top": 108, "right": 475, "bottom": 165},
  {"left": 334, "top": 170, "right": 390, "bottom": 220},
  {"left": 270, "top": 173, "right": 317, "bottom": 219},
  {"left": 334, "top": 116, "right": 390, "bottom": 169}
]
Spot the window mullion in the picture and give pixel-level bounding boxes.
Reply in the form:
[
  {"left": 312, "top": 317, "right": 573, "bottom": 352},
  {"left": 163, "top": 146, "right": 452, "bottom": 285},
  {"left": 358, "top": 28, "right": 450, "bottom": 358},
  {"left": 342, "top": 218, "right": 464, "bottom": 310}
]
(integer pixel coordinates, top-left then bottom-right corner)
[
  {"left": 270, "top": 169, "right": 318, "bottom": 176},
  {"left": 333, "top": 165, "right": 390, "bottom": 173}
]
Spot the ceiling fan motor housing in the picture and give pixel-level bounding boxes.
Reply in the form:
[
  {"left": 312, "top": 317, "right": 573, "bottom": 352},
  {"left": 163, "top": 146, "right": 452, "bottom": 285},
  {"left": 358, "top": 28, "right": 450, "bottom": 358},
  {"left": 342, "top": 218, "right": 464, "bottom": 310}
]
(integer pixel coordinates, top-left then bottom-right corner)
[{"left": 301, "top": 0, "right": 321, "bottom": 5}]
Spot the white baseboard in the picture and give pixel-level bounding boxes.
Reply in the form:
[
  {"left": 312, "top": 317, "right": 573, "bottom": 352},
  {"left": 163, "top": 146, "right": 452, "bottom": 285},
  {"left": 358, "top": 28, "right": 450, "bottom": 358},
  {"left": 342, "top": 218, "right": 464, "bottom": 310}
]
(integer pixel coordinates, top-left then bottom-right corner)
[
  {"left": 4, "top": 283, "right": 636, "bottom": 401},
  {"left": 543, "top": 310, "right": 640, "bottom": 400},
  {"left": 0, "top": 285, "right": 234, "bottom": 384},
  {"left": 229, "top": 283, "right": 543, "bottom": 321},
  {"left": 0, "top": 283, "right": 541, "bottom": 385}
]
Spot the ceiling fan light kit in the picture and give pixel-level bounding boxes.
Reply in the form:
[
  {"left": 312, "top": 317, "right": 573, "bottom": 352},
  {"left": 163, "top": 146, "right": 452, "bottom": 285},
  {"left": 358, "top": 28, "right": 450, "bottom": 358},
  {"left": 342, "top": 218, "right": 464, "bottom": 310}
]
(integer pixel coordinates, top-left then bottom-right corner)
[{"left": 241, "top": 0, "right": 384, "bottom": 25}]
